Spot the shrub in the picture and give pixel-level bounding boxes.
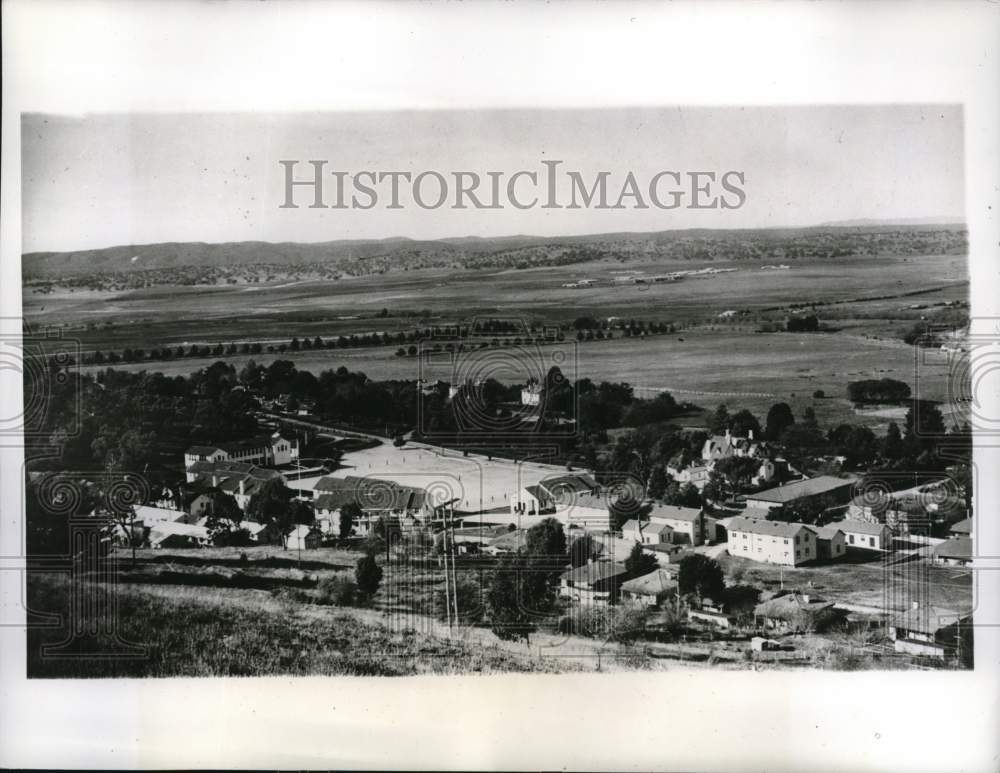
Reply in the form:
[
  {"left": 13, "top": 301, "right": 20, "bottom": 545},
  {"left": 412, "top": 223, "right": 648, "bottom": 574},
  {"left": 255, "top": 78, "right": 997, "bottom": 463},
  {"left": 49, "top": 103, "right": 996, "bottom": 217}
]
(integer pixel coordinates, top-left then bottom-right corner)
[
  {"left": 812, "top": 389, "right": 825, "bottom": 399},
  {"left": 314, "top": 574, "right": 357, "bottom": 606}
]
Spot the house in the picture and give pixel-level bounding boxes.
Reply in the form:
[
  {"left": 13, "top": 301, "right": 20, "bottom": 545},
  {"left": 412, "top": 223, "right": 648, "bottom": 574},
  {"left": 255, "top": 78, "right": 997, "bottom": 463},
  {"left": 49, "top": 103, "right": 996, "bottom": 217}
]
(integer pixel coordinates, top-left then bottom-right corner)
[
  {"left": 672, "top": 464, "right": 712, "bottom": 490},
  {"left": 726, "top": 516, "right": 817, "bottom": 566},
  {"left": 132, "top": 504, "right": 189, "bottom": 526},
  {"left": 932, "top": 537, "right": 972, "bottom": 567},
  {"left": 620, "top": 569, "right": 676, "bottom": 608},
  {"left": 148, "top": 520, "right": 210, "bottom": 549},
  {"left": 835, "top": 519, "right": 892, "bottom": 551},
  {"left": 510, "top": 473, "right": 602, "bottom": 516},
  {"left": 640, "top": 542, "right": 689, "bottom": 567},
  {"left": 744, "top": 475, "right": 857, "bottom": 512},
  {"left": 688, "top": 601, "right": 736, "bottom": 629},
  {"left": 559, "top": 561, "right": 629, "bottom": 606},
  {"left": 889, "top": 603, "right": 971, "bottom": 659},
  {"left": 753, "top": 593, "right": 841, "bottom": 632},
  {"left": 621, "top": 518, "right": 673, "bottom": 546},
  {"left": 701, "top": 428, "right": 763, "bottom": 463},
  {"left": 808, "top": 524, "right": 847, "bottom": 561},
  {"left": 552, "top": 503, "right": 613, "bottom": 531},
  {"left": 948, "top": 518, "right": 973, "bottom": 539},
  {"left": 483, "top": 529, "right": 527, "bottom": 556},
  {"left": 646, "top": 503, "right": 715, "bottom": 546},
  {"left": 285, "top": 524, "right": 323, "bottom": 551}
]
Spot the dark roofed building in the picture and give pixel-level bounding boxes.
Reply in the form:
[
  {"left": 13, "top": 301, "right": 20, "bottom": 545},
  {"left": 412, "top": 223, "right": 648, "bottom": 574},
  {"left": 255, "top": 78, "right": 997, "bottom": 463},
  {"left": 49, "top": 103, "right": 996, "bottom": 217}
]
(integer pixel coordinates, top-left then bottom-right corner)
[
  {"left": 933, "top": 536, "right": 972, "bottom": 566},
  {"left": 745, "top": 475, "right": 857, "bottom": 511}
]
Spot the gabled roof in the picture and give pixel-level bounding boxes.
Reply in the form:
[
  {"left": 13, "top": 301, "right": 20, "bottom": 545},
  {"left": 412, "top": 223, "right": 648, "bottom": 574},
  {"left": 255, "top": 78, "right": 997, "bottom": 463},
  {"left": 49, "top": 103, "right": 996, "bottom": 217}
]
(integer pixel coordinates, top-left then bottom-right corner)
[
  {"left": 133, "top": 504, "right": 187, "bottom": 524},
  {"left": 892, "top": 605, "right": 969, "bottom": 635},
  {"left": 622, "top": 518, "right": 673, "bottom": 535},
  {"left": 749, "top": 475, "right": 856, "bottom": 504},
  {"left": 754, "top": 593, "right": 834, "bottom": 620},
  {"left": 727, "top": 516, "right": 808, "bottom": 539},
  {"left": 834, "top": 519, "right": 889, "bottom": 537},
  {"left": 187, "top": 445, "right": 224, "bottom": 456},
  {"left": 540, "top": 473, "right": 600, "bottom": 497},
  {"left": 933, "top": 537, "right": 972, "bottom": 560},
  {"left": 560, "top": 561, "right": 628, "bottom": 587},
  {"left": 647, "top": 504, "right": 703, "bottom": 523},
  {"left": 808, "top": 524, "right": 844, "bottom": 540},
  {"left": 621, "top": 568, "right": 676, "bottom": 596},
  {"left": 523, "top": 484, "right": 548, "bottom": 500},
  {"left": 949, "top": 518, "right": 973, "bottom": 535}
]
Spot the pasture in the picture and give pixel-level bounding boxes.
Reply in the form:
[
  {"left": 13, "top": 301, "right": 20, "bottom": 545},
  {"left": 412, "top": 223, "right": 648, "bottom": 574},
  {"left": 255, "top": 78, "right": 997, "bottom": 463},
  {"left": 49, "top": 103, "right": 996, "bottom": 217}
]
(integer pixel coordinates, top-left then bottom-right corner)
[{"left": 26, "top": 253, "right": 967, "bottom": 350}]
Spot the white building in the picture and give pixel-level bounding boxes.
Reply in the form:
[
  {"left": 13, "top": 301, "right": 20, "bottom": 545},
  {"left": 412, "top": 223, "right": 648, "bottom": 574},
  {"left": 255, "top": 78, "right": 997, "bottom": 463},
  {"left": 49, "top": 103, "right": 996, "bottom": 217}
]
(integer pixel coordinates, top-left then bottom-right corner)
[{"left": 726, "top": 516, "right": 817, "bottom": 566}]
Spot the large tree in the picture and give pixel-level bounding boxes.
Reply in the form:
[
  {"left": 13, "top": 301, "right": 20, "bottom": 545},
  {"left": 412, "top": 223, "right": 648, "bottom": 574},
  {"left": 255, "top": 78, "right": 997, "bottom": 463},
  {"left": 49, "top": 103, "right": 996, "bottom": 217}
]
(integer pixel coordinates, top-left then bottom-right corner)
[
  {"left": 677, "top": 554, "right": 725, "bottom": 604},
  {"left": 355, "top": 552, "right": 383, "bottom": 599},
  {"left": 339, "top": 501, "right": 362, "bottom": 538},
  {"left": 486, "top": 554, "right": 538, "bottom": 643},
  {"left": 246, "top": 478, "right": 296, "bottom": 547},
  {"left": 624, "top": 542, "right": 658, "bottom": 578},
  {"left": 569, "top": 534, "right": 598, "bottom": 568},
  {"left": 765, "top": 402, "right": 795, "bottom": 441}
]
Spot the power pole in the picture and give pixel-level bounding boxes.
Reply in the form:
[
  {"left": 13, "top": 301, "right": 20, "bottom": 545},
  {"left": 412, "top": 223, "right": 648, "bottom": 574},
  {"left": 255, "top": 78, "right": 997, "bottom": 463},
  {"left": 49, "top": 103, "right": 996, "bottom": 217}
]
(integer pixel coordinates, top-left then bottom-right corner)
[
  {"left": 442, "top": 507, "right": 452, "bottom": 628},
  {"left": 450, "top": 500, "right": 459, "bottom": 624}
]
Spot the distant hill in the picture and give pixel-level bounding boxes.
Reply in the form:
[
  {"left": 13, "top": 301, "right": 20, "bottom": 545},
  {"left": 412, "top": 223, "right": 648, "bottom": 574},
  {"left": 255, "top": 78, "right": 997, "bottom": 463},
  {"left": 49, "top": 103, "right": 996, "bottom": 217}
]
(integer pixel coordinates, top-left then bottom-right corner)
[{"left": 22, "top": 223, "right": 968, "bottom": 279}]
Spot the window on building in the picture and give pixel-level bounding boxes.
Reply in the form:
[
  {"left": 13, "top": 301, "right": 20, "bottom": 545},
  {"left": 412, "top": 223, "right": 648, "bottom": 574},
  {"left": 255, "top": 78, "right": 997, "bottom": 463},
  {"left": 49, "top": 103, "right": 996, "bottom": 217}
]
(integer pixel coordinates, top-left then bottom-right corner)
[
  {"left": 849, "top": 535, "right": 855, "bottom": 544},
  {"left": 869, "top": 537, "right": 875, "bottom": 546},
  {"left": 784, "top": 539, "right": 789, "bottom": 545}
]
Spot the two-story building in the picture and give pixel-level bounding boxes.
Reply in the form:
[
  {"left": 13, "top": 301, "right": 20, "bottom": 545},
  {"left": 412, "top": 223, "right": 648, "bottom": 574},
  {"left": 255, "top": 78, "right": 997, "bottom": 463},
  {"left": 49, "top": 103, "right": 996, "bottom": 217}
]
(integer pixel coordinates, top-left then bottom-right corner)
[
  {"left": 726, "top": 516, "right": 817, "bottom": 566},
  {"left": 645, "top": 503, "right": 716, "bottom": 546}
]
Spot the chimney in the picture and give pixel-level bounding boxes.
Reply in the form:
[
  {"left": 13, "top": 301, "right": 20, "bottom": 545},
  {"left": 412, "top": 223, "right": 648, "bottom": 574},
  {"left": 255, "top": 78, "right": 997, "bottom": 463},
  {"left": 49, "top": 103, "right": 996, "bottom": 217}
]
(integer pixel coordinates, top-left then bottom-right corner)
[
  {"left": 725, "top": 428, "right": 731, "bottom": 440},
  {"left": 239, "top": 478, "right": 246, "bottom": 497},
  {"left": 748, "top": 429, "right": 754, "bottom": 441},
  {"left": 802, "top": 594, "right": 810, "bottom": 604},
  {"left": 911, "top": 600, "right": 920, "bottom": 610}
]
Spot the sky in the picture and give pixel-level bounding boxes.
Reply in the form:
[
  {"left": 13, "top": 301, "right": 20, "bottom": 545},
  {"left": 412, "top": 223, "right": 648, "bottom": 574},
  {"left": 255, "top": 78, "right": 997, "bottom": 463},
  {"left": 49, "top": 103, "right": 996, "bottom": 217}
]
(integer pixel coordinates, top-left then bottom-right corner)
[{"left": 21, "top": 105, "right": 965, "bottom": 253}]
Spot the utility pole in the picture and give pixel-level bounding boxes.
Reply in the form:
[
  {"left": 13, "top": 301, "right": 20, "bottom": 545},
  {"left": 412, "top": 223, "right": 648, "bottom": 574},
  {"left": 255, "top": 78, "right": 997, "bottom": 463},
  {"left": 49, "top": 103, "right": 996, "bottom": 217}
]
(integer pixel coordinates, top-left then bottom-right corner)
[
  {"left": 450, "top": 500, "right": 459, "bottom": 624},
  {"left": 442, "top": 506, "right": 452, "bottom": 628}
]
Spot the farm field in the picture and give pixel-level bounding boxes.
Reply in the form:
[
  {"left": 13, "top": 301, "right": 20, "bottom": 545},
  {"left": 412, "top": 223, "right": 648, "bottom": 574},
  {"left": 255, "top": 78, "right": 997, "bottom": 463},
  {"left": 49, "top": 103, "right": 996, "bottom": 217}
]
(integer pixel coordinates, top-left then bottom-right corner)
[
  {"left": 26, "top": 253, "right": 967, "bottom": 351},
  {"left": 76, "top": 326, "right": 960, "bottom": 432}
]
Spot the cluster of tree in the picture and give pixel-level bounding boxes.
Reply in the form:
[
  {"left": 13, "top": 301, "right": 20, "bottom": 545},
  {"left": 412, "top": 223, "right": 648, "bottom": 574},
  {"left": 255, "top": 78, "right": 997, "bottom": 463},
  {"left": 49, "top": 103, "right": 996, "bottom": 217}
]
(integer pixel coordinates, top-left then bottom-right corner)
[
  {"left": 846, "top": 378, "right": 912, "bottom": 404},
  {"left": 486, "top": 517, "right": 568, "bottom": 642},
  {"left": 785, "top": 314, "right": 820, "bottom": 332},
  {"left": 29, "top": 362, "right": 259, "bottom": 477}
]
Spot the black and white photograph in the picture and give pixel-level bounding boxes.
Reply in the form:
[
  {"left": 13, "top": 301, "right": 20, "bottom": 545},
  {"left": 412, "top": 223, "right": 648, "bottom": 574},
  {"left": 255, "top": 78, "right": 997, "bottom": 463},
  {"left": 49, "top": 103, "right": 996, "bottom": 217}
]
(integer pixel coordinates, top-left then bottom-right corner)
[
  {"left": 18, "top": 105, "right": 976, "bottom": 676},
  {"left": 2, "top": 2, "right": 998, "bottom": 771}
]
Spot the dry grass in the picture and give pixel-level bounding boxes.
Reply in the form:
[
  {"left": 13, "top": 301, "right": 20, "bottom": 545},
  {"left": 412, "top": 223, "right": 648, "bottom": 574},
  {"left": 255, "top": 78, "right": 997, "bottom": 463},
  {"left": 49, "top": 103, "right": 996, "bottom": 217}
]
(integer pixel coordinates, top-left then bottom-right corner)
[{"left": 26, "top": 573, "right": 577, "bottom": 677}]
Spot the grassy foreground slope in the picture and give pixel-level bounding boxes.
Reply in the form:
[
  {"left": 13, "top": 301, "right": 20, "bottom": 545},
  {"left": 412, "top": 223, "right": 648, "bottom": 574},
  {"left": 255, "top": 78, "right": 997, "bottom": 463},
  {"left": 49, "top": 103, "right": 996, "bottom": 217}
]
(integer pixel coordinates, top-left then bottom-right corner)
[{"left": 26, "top": 574, "right": 573, "bottom": 678}]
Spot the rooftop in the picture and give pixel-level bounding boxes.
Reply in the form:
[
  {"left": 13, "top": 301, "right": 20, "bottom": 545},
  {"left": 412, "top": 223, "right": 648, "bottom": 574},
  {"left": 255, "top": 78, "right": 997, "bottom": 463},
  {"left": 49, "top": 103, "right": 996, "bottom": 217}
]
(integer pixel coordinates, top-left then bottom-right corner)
[
  {"left": 754, "top": 593, "right": 834, "bottom": 620},
  {"left": 833, "top": 519, "right": 888, "bottom": 537},
  {"left": 749, "top": 475, "right": 856, "bottom": 504},
  {"left": 622, "top": 519, "right": 673, "bottom": 535},
  {"left": 727, "top": 516, "right": 808, "bottom": 539},
  {"left": 560, "top": 561, "right": 629, "bottom": 587},
  {"left": 892, "top": 604, "right": 969, "bottom": 634},
  {"left": 933, "top": 537, "right": 972, "bottom": 561},
  {"left": 621, "top": 569, "right": 676, "bottom": 596},
  {"left": 647, "top": 503, "right": 703, "bottom": 523}
]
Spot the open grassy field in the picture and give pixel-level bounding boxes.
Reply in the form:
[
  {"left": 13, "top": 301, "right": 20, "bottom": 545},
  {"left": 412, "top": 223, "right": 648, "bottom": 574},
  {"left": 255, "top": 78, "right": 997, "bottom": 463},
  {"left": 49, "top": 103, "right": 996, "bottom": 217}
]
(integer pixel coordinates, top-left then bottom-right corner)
[
  {"left": 26, "top": 253, "right": 967, "bottom": 350},
  {"left": 75, "top": 325, "right": 960, "bottom": 432},
  {"left": 26, "top": 569, "right": 581, "bottom": 677},
  {"left": 719, "top": 552, "right": 973, "bottom": 613}
]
